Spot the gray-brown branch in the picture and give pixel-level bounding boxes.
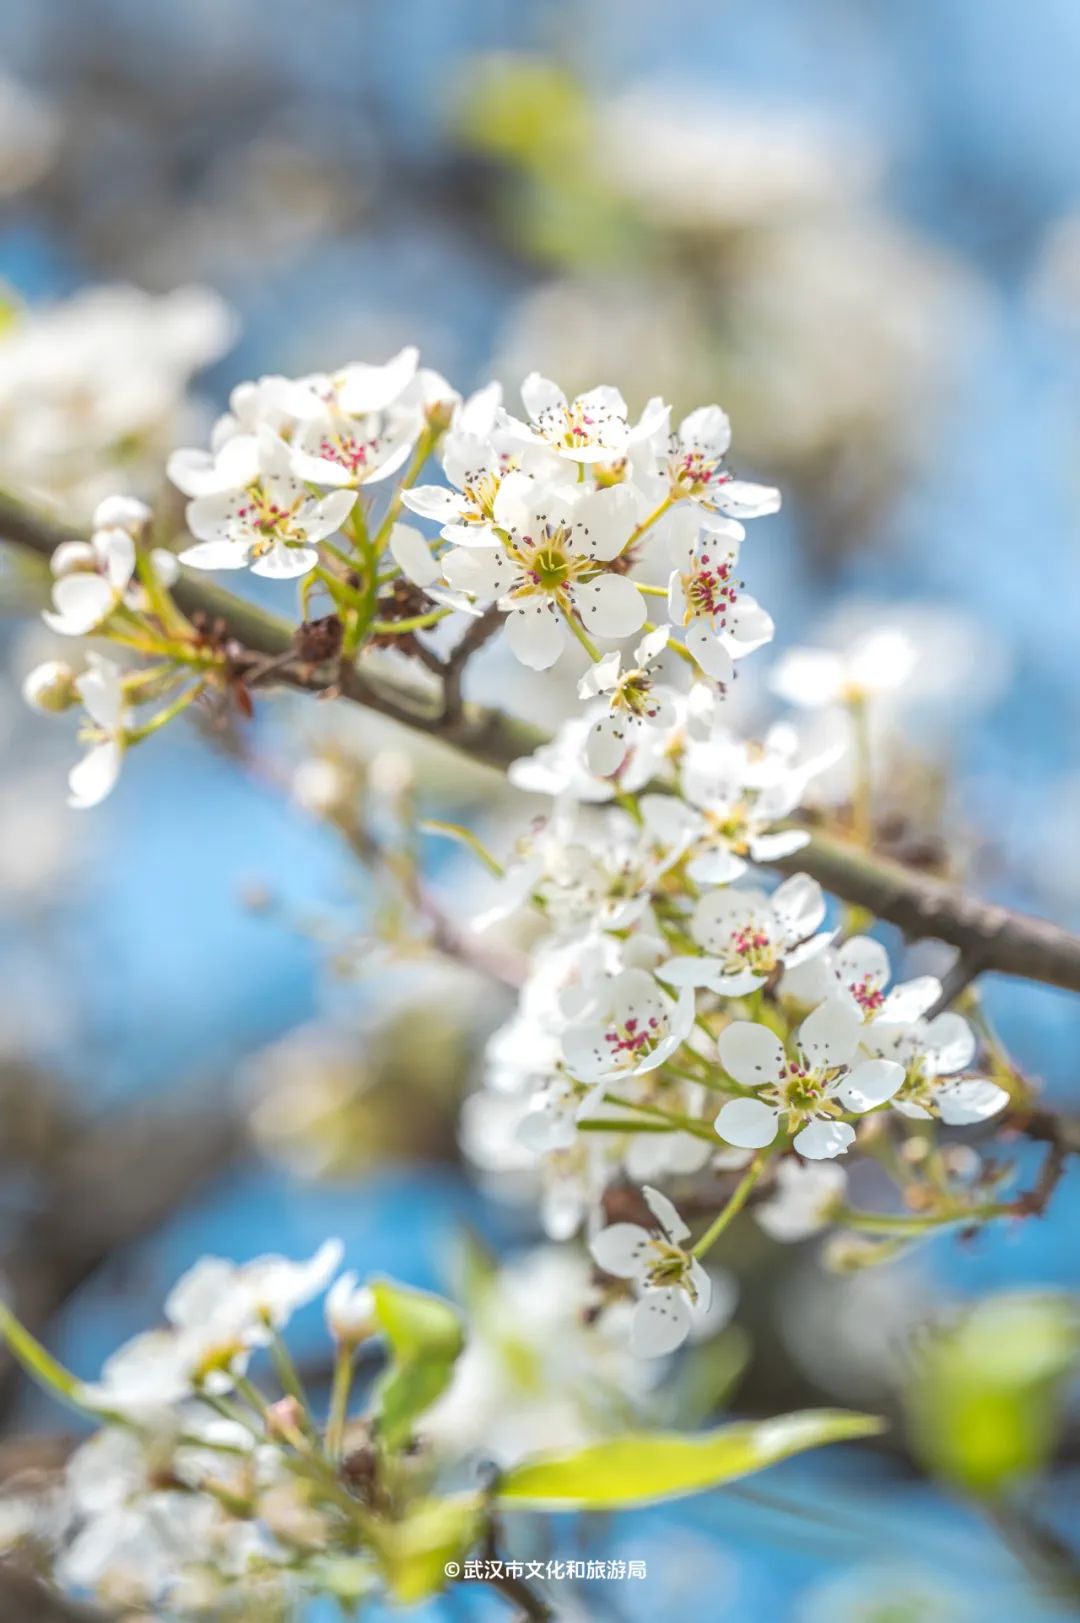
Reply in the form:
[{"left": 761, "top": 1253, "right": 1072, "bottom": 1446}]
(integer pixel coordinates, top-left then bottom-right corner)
[{"left": 5, "top": 496, "right": 1080, "bottom": 997}]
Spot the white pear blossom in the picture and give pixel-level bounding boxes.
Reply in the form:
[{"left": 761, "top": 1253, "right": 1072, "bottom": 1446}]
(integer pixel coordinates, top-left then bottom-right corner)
[
  {"left": 178, "top": 428, "right": 356, "bottom": 579},
  {"left": 442, "top": 477, "right": 648, "bottom": 669},
  {"left": 509, "top": 708, "right": 670, "bottom": 801},
  {"left": 502, "top": 373, "right": 668, "bottom": 465},
  {"left": 755, "top": 1159, "right": 847, "bottom": 1242},
  {"left": 562, "top": 967, "right": 695, "bottom": 1083},
  {"left": 589, "top": 1186, "right": 711, "bottom": 1356},
  {"left": 578, "top": 626, "right": 678, "bottom": 775},
  {"left": 866, "top": 1010, "right": 1009, "bottom": 1126},
  {"left": 68, "top": 654, "right": 130, "bottom": 809},
  {"left": 651, "top": 404, "right": 781, "bottom": 517},
  {"left": 666, "top": 511, "right": 774, "bottom": 680},
  {"left": 43, "top": 525, "right": 137, "bottom": 636},
  {"left": 403, "top": 385, "right": 563, "bottom": 545},
  {"left": 645, "top": 726, "right": 834, "bottom": 884},
  {"left": 770, "top": 628, "right": 917, "bottom": 710},
  {"left": 659, "top": 874, "right": 832, "bottom": 996},
  {"left": 715, "top": 1000, "right": 904, "bottom": 1159}
]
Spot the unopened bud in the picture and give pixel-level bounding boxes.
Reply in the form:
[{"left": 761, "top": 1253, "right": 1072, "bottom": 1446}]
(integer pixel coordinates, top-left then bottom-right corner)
[
  {"left": 325, "top": 1271, "right": 376, "bottom": 1345},
  {"left": 293, "top": 756, "right": 350, "bottom": 817},
  {"left": 93, "top": 494, "right": 152, "bottom": 536},
  {"left": 265, "top": 1395, "right": 306, "bottom": 1443},
  {"left": 22, "top": 660, "right": 78, "bottom": 714}
]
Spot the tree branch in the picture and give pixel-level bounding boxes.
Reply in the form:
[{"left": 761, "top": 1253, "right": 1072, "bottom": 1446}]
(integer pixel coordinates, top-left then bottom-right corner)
[{"left": 5, "top": 496, "right": 1080, "bottom": 997}]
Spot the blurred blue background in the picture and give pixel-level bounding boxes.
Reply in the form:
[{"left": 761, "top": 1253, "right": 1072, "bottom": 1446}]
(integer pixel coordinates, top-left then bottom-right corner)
[{"left": 0, "top": 1, "right": 1078, "bottom": 1617}]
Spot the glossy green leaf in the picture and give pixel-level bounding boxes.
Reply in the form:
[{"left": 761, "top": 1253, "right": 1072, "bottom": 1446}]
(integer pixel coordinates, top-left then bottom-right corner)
[
  {"left": 497, "top": 1409, "right": 885, "bottom": 1510},
  {"left": 370, "top": 1279, "right": 464, "bottom": 1450}
]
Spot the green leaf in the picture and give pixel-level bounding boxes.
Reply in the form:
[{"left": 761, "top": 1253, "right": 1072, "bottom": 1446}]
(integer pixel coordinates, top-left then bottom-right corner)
[
  {"left": 374, "top": 1494, "right": 482, "bottom": 1604},
  {"left": 496, "top": 1409, "right": 885, "bottom": 1510},
  {"left": 905, "top": 1291, "right": 1080, "bottom": 1497},
  {"left": 370, "top": 1279, "right": 465, "bottom": 1450}
]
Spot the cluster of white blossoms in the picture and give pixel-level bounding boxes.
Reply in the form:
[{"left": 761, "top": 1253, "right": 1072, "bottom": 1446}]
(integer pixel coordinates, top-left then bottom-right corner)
[
  {"left": 19, "top": 352, "right": 1013, "bottom": 1368},
  {"left": 0, "top": 284, "right": 233, "bottom": 520}
]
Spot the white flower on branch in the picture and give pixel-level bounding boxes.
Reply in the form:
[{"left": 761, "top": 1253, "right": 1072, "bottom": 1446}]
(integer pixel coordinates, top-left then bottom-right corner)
[
  {"left": 658, "top": 873, "right": 832, "bottom": 996},
  {"left": 590, "top": 1185, "right": 714, "bottom": 1357},
  {"left": 442, "top": 476, "right": 648, "bottom": 669},
  {"left": 715, "top": 999, "right": 904, "bottom": 1159},
  {"left": 177, "top": 427, "right": 356, "bottom": 579},
  {"left": 501, "top": 372, "right": 669, "bottom": 465}
]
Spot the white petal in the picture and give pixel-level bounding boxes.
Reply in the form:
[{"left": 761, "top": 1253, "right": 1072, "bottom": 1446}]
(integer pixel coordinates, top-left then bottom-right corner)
[
  {"left": 835, "top": 1059, "right": 905, "bottom": 1112},
  {"left": 685, "top": 619, "right": 735, "bottom": 682},
  {"left": 521, "top": 372, "right": 566, "bottom": 420},
  {"left": 586, "top": 713, "right": 631, "bottom": 777},
  {"left": 878, "top": 976, "right": 941, "bottom": 1023},
  {"left": 687, "top": 847, "right": 748, "bottom": 885},
  {"left": 713, "top": 480, "right": 781, "bottom": 519},
  {"left": 44, "top": 573, "right": 115, "bottom": 635},
  {"left": 642, "top": 1184, "right": 689, "bottom": 1243},
  {"left": 68, "top": 741, "right": 122, "bottom": 809},
  {"left": 589, "top": 1223, "right": 652, "bottom": 1280},
  {"left": 771, "top": 873, "right": 826, "bottom": 941},
  {"left": 769, "top": 649, "right": 845, "bottom": 709},
  {"left": 178, "top": 539, "right": 250, "bottom": 571},
  {"left": 402, "top": 484, "right": 465, "bottom": 523},
  {"left": 389, "top": 522, "right": 439, "bottom": 587},
  {"left": 718, "top": 1022, "right": 785, "bottom": 1087},
  {"left": 748, "top": 829, "right": 811, "bottom": 862},
  {"left": 442, "top": 545, "right": 512, "bottom": 597},
  {"left": 715, "top": 1096, "right": 779, "bottom": 1150},
  {"left": 505, "top": 603, "right": 564, "bottom": 670},
  {"left": 250, "top": 544, "right": 318, "bottom": 580},
  {"left": 630, "top": 1288, "right": 692, "bottom": 1357},
  {"left": 572, "top": 573, "right": 647, "bottom": 640},
  {"left": 798, "top": 999, "right": 860, "bottom": 1069},
  {"left": 936, "top": 1079, "right": 1009, "bottom": 1126},
  {"left": 793, "top": 1119, "right": 856, "bottom": 1159},
  {"left": 924, "top": 1013, "right": 977, "bottom": 1075},
  {"left": 837, "top": 936, "right": 892, "bottom": 990},
  {"left": 306, "top": 489, "right": 357, "bottom": 540}
]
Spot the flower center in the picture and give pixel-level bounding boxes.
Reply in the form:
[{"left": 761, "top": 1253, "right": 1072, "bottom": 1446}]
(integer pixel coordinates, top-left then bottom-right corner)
[
  {"left": 683, "top": 553, "right": 737, "bottom": 621},
  {"left": 644, "top": 1240, "right": 695, "bottom": 1295},
  {"left": 671, "top": 447, "right": 732, "bottom": 496},
  {"left": 318, "top": 429, "right": 378, "bottom": 479},
  {"left": 602, "top": 1012, "right": 666, "bottom": 1065},
  {"left": 237, "top": 485, "right": 306, "bottom": 552},
  {"left": 615, "top": 669, "right": 660, "bottom": 719}
]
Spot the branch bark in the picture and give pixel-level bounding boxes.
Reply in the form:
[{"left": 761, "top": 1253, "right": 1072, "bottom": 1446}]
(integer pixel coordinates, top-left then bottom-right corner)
[{"left": 5, "top": 496, "right": 1080, "bottom": 997}]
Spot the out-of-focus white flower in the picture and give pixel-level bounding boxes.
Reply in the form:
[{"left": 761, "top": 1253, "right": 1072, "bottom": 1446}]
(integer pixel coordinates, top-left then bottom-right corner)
[
  {"left": 590, "top": 1186, "right": 714, "bottom": 1357},
  {"left": 867, "top": 1010, "right": 1009, "bottom": 1127},
  {"left": 658, "top": 874, "right": 832, "bottom": 996},
  {"left": 563, "top": 967, "right": 694, "bottom": 1083},
  {"left": 22, "top": 658, "right": 78, "bottom": 714},
  {"left": 68, "top": 654, "right": 129, "bottom": 810},
  {"left": 756, "top": 1158, "right": 847, "bottom": 1242},
  {"left": 325, "top": 1272, "right": 376, "bottom": 1343},
  {"left": 715, "top": 1000, "right": 904, "bottom": 1159},
  {"left": 770, "top": 630, "right": 917, "bottom": 710},
  {"left": 0, "top": 284, "right": 234, "bottom": 520}
]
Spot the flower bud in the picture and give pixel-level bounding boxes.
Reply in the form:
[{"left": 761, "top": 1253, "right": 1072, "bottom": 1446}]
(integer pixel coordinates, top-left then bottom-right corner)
[
  {"left": 325, "top": 1271, "right": 376, "bottom": 1345},
  {"left": 93, "top": 494, "right": 152, "bottom": 536},
  {"left": 22, "top": 659, "right": 78, "bottom": 713},
  {"left": 292, "top": 756, "right": 351, "bottom": 817}
]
